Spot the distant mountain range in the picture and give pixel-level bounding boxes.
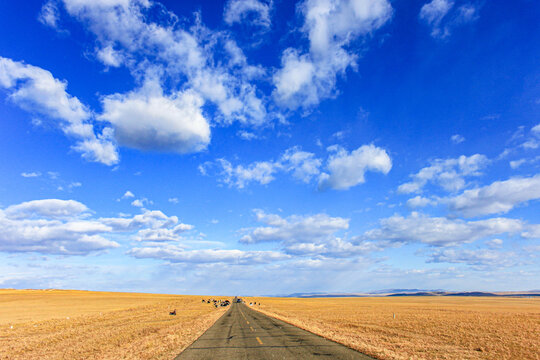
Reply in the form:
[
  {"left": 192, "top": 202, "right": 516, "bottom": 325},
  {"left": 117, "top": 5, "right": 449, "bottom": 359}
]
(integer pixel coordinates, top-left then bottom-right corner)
[{"left": 279, "top": 289, "right": 540, "bottom": 298}]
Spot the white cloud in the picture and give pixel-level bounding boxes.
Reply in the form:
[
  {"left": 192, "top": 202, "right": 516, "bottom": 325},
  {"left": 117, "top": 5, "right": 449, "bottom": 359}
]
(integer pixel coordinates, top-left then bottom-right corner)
[
  {"left": 273, "top": 49, "right": 318, "bottom": 109},
  {"left": 532, "top": 123, "right": 540, "bottom": 135},
  {"left": 318, "top": 144, "right": 392, "bottom": 190},
  {"left": 131, "top": 198, "right": 152, "bottom": 208},
  {"left": 281, "top": 147, "right": 322, "bottom": 183},
  {"left": 96, "top": 45, "right": 124, "bottom": 67},
  {"left": 237, "top": 130, "right": 258, "bottom": 140},
  {"left": 131, "top": 199, "right": 144, "bottom": 207},
  {"left": 224, "top": 0, "right": 272, "bottom": 28},
  {"left": 398, "top": 154, "right": 489, "bottom": 194},
  {"left": 58, "top": 0, "right": 269, "bottom": 127},
  {"left": 133, "top": 223, "right": 193, "bottom": 242},
  {"left": 128, "top": 246, "right": 289, "bottom": 264},
  {"left": 38, "top": 0, "right": 61, "bottom": 29},
  {"left": 510, "top": 159, "right": 527, "bottom": 169},
  {"left": 0, "top": 198, "right": 197, "bottom": 258},
  {"left": 48, "top": 171, "right": 60, "bottom": 179},
  {"left": 499, "top": 123, "right": 540, "bottom": 159},
  {"left": 168, "top": 197, "right": 179, "bottom": 204},
  {"left": 204, "top": 144, "right": 389, "bottom": 190},
  {"left": 121, "top": 190, "right": 135, "bottom": 199},
  {"left": 240, "top": 210, "right": 384, "bottom": 258},
  {"left": 99, "top": 78, "right": 211, "bottom": 154},
  {"left": 521, "top": 225, "right": 540, "bottom": 239},
  {"left": 241, "top": 210, "right": 349, "bottom": 244},
  {"left": 273, "top": 0, "right": 392, "bottom": 109},
  {"left": 4, "top": 199, "right": 88, "bottom": 219},
  {"left": 0, "top": 200, "right": 115, "bottom": 254},
  {"left": 99, "top": 209, "right": 179, "bottom": 232},
  {"left": 214, "top": 159, "right": 280, "bottom": 189},
  {"left": 485, "top": 238, "right": 503, "bottom": 248},
  {"left": 419, "top": 0, "right": 453, "bottom": 38},
  {"left": 419, "top": 0, "right": 479, "bottom": 39},
  {"left": 447, "top": 175, "right": 540, "bottom": 217},
  {"left": 426, "top": 248, "right": 521, "bottom": 268},
  {"left": 202, "top": 146, "right": 322, "bottom": 188},
  {"left": 451, "top": 134, "right": 465, "bottom": 144},
  {"left": 407, "top": 195, "right": 436, "bottom": 208},
  {"left": 0, "top": 56, "right": 118, "bottom": 165},
  {"left": 364, "top": 212, "right": 523, "bottom": 247},
  {"left": 21, "top": 172, "right": 42, "bottom": 178}
]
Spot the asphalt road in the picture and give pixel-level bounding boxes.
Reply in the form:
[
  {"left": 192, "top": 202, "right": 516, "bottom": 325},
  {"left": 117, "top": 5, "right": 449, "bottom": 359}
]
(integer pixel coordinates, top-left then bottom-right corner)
[{"left": 175, "top": 302, "right": 374, "bottom": 359}]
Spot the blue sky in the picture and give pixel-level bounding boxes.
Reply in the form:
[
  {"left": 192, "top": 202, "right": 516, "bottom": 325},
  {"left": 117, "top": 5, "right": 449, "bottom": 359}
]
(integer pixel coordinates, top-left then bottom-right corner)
[{"left": 0, "top": 0, "right": 539, "bottom": 295}]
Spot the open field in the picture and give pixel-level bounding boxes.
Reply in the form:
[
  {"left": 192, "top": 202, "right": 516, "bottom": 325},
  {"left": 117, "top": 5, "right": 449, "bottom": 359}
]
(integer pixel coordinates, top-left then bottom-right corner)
[
  {"left": 246, "top": 296, "right": 540, "bottom": 360},
  {"left": 0, "top": 289, "right": 227, "bottom": 359}
]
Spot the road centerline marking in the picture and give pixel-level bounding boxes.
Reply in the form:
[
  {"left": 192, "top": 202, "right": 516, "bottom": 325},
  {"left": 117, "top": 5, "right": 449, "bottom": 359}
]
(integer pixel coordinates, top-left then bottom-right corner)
[{"left": 256, "top": 336, "right": 263, "bottom": 345}]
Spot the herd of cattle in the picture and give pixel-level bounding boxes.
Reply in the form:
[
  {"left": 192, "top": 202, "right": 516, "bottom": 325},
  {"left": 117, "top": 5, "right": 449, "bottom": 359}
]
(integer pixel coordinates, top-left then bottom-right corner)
[
  {"left": 202, "top": 298, "right": 231, "bottom": 308},
  {"left": 169, "top": 298, "right": 261, "bottom": 315}
]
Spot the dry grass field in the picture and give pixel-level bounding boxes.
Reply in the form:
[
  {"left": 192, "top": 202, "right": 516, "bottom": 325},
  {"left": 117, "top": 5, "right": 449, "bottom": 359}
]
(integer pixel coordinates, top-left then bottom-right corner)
[
  {"left": 0, "top": 289, "right": 227, "bottom": 359},
  {"left": 246, "top": 296, "right": 540, "bottom": 360}
]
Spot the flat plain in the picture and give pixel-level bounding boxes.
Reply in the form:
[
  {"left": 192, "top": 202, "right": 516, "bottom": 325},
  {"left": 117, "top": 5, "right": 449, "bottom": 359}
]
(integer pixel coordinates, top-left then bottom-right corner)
[
  {"left": 245, "top": 296, "right": 540, "bottom": 360},
  {"left": 0, "top": 289, "right": 227, "bottom": 359}
]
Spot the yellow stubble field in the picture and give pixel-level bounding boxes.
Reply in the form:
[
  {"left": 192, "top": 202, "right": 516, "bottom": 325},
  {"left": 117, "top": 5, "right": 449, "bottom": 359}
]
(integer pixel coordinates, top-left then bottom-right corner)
[
  {"left": 246, "top": 296, "right": 540, "bottom": 360},
  {"left": 0, "top": 289, "right": 227, "bottom": 359}
]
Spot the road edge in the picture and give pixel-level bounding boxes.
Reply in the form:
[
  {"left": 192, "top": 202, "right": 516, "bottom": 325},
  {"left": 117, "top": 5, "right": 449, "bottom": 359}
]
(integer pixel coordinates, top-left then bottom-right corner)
[
  {"left": 247, "top": 305, "right": 379, "bottom": 360},
  {"left": 173, "top": 305, "right": 231, "bottom": 359}
]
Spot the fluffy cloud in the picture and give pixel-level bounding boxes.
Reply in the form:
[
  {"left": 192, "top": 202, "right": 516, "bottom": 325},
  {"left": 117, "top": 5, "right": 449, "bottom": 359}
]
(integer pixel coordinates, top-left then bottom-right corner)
[
  {"left": 4, "top": 199, "right": 88, "bottom": 219},
  {"left": 224, "top": 0, "right": 272, "bottom": 28},
  {"left": 203, "top": 144, "right": 390, "bottom": 190},
  {"left": 318, "top": 144, "right": 392, "bottom": 190},
  {"left": 128, "top": 246, "right": 288, "bottom": 264},
  {"left": 451, "top": 134, "right": 465, "bottom": 144},
  {"left": 398, "top": 154, "right": 489, "bottom": 194},
  {"left": 241, "top": 210, "right": 349, "bottom": 244},
  {"left": 426, "top": 248, "right": 522, "bottom": 269},
  {"left": 407, "top": 196, "right": 436, "bottom": 208},
  {"left": 201, "top": 147, "right": 322, "bottom": 188},
  {"left": 447, "top": 175, "right": 540, "bottom": 217},
  {"left": 0, "top": 57, "right": 118, "bottom": 165},
  {"left": 273, "top": 0, "right": 392, "bottom": 109},
  {"left": 521, "top": 225, "right": 540, "bottom": 239},
  {"left": 121, "top": 191, "right": 135, "bottom": 199},
  {"left": 0, "top": 199, "right": 194, "bottom": 255},
  {"left": 281, "top": 147, "right": 322, "bottom": 183},
  {"left": 364, "top": 212, "right": 523, "bottom": 246},
  {"left": 240, "top": 210, "right": 384, "bottom": 258},
  {"left": 0, "top": 200, "right": 114, "bottom": 254},
  {"left": 21, "top": 172, "right": 42, "bottom": 178},
  {"left": 532, "top": 123, "right": 540, "bottom": 136},
  {"left": 99, "top": 79, "right": 210, "bottom": 154},
  {"left": 133, "top": 223, "right": 193, "bottom": 242},
  {"left": 218, "top": 159, "right": 279, "bottom": 189},
  {"left": 99, "top": 209, "right": 178, "bottom": 232},
  {"left": 38, "top": 0, "right": 61, "bottom": 28},
  {"left": 419, "top": 0, "right": 479, "bottom": 39},
  {"left": 419, "top": 0, "right": 453, "bottom": 37},
  {"left": 58, "top": 0, "right": 268, "bottom": 128}
]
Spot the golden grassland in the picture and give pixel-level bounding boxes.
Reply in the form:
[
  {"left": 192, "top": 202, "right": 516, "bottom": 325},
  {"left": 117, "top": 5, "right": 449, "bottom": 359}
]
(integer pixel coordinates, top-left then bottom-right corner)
[
  {"left": 0, "top": 289, "right": 228, "bottom": 359},
  {"left": 245, "top": 296, "right": 540, "bottom": 360}
]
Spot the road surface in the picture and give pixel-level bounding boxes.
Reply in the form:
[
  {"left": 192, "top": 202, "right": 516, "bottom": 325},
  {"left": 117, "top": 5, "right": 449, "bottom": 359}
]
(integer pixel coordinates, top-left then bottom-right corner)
[{"left": 175, "top": 302, "right": 374, "bottom": 359}]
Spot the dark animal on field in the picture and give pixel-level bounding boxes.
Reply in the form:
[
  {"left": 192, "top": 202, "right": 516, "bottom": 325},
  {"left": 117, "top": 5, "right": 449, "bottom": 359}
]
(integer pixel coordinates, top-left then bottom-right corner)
[{"left": 169, "top": 309, "right": 176, "bottom": 315}]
